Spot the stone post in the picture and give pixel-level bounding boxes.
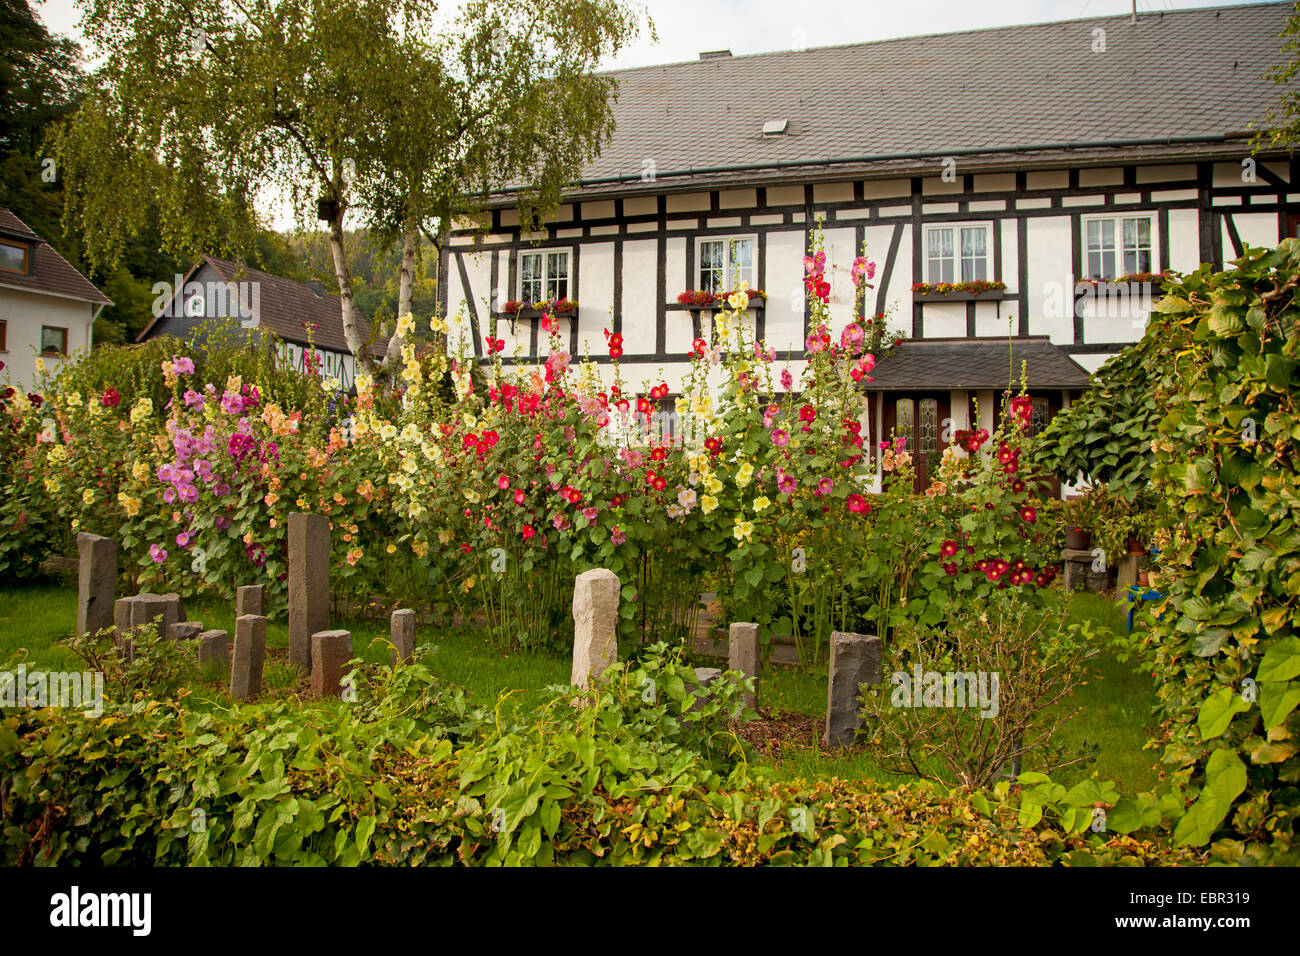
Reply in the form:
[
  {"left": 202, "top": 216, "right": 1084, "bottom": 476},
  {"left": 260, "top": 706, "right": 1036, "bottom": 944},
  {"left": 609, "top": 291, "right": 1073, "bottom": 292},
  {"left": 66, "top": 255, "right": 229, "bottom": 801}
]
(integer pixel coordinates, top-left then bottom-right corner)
[
  {"left": 728, "top": 622, "right": 760, "bottom": 709},
  {"left": 570, "top": 569, "right": 620, "bottom": 691},
  {"left": 230, "top": 614, "right": 267, "bottom": 702},
  {"left": 288, "top": 513, "right": 331, "bottom": 671},
  {"left": 311, "top": 630, "right": 353, "bottom": 699},
  {"left": 130, "top": 593, "right": 171, "bottom": 641},
  {"left": 1116, "top": 554, "right": 1139, "bottom": 591},
  {"left": 391, "top": 609, "right": 416, "bottom": 665},
  {"left": 113, "top": 596, "right": 135, "bottom": 662},
  {"left": 235, "top": 585, "right": 264, "bottom": 617},
  {"left": 76, "top": 532, "right": 116, "bottom": 638},
  {"left": 198, "top": 629, "right": 229, "bottom": 667},
  {"left": 823, "top": 631, "right": 883, "bottom": 747}
]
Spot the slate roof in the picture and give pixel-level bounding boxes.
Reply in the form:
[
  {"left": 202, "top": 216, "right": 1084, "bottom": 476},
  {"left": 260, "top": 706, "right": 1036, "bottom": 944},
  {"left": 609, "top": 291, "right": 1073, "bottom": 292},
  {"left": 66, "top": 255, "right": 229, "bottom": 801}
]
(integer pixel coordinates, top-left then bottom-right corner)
[
  {"left": 138, "top": 255, "right": 386, "bottom": 357},
  {"left": 507, "top": 2, "right": 1295, "bottom": 201},
  {"left": 0, "top": 207, "right": 112, "bottom": 306},
  {"left": 860, "top": 337, "right": 1093, "bottom": 390}
]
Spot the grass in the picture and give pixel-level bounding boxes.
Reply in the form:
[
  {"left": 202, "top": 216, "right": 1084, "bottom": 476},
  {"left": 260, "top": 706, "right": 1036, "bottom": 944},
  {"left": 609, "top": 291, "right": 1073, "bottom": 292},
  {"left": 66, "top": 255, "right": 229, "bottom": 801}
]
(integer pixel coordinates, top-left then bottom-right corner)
[{"left": 1, "top": 578, "right": 1160, "bottom": 792}]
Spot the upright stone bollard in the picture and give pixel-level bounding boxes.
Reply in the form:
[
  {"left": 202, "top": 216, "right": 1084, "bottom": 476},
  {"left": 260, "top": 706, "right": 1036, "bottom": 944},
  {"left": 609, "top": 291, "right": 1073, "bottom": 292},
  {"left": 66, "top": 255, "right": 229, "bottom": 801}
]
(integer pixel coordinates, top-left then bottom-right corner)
[
  {"left": 230, "top": 614, "right": 267, "bottom": 702},
  {"left": 130, "top": 593, "right": 171, "bottom": 641},
  {"left": 169, "top": 621, "right": 203, "bottom": 642},
  {"left": 235, "top": 585, "right": 264, "bottom": 617},
  {"left": 311, "top": 630, "right": 353, "bottom": 699},
  {"left": 1061, "top": 549, "right": 1095, "bottom": 592},
  {"left": 570, "top": 569, "right": 620, "bottom": 692},
  {"left": 390, "top": 609, "right": 416, "bottom": 665},
  {"left": 823, "top": 631, "right": 884, "bottom": 748},
  {"left": 113, "top": 597, "right": 135, "bottom": 662},
  {"left": 198, "top": 629, "right": 229, "bottom": 667},
  {"left": 288, "top": 513, "right": 331, "bottom": 672},
  {"left": 161, "top": 592, "right": 186, "bottom": 624},
  {"left": 728, "top": 622, "right": 760, "bottom": 709},
  {"left": 76, "top": 532, "right": 117, "bottom": 638}
]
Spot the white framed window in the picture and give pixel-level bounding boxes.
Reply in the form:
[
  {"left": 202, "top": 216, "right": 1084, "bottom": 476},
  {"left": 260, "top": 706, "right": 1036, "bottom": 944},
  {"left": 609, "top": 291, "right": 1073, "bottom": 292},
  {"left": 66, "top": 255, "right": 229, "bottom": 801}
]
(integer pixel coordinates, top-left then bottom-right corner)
[
  {"left": 519, "top": 249, "right": 570, "bottom": 303},
  {"left": 696, "top": 235, "right": 756, "bottom": 293},
  {"left": 924, "top": 223, "right": 990, "bottom": 284},
  {"left": 1083, "top": 214, "right": 1155, "bottom": 279}
]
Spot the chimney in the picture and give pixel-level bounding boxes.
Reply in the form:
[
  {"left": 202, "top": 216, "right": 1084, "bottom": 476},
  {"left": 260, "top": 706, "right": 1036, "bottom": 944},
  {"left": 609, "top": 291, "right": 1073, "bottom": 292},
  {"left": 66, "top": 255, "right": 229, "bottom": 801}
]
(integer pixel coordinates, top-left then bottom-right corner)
[
  {"left": 308, "top": 278, "right": 325, "bottom": 297},
  {"left": 699, "top": 49, "right": 731, "bottom": 61}
]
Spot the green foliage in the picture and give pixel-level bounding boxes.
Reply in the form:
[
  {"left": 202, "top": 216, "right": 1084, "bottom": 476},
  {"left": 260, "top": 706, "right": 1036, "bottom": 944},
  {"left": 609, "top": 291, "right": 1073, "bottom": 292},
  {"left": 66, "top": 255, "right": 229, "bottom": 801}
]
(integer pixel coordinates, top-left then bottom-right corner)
[
  {"left": 1033, "top": 290, "right": 1190, "bottom": 498},
  {"left": 863, "top": 591, "right": 1098, "bottom": 789},
  {"left": 0, "top": 643, "right": 1193, "bottom": 867},
  {"left": 1132, "top": 241, "right": 1300, "bottom": 862}
]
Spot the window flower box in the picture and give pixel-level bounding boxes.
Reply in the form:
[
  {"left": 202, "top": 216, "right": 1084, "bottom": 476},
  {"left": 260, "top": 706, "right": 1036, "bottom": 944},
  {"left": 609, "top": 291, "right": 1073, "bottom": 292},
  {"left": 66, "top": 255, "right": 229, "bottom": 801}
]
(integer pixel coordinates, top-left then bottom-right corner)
[
  {"left": 498, "top": 298, "right": 578, "bottom": 320},
  {"left": 676, "top": 289, "right": 766, "bottom": 310},
  {"left": 911, "top": 280, "right": 1007, "bottom": 302}
]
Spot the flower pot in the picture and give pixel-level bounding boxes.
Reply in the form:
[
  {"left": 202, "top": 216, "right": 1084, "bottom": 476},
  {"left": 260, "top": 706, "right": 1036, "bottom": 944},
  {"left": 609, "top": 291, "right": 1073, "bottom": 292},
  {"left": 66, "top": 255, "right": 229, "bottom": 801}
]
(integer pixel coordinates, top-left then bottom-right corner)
[
  {"left": 1065, "top": 528, "right": 1092, "bottom": 550},
  {"left": 1126, "top": 536, "right": 1147, "bottom": 555},
  {"left": 1137, "top": 570, "right": 1149, "bottom": 586}
]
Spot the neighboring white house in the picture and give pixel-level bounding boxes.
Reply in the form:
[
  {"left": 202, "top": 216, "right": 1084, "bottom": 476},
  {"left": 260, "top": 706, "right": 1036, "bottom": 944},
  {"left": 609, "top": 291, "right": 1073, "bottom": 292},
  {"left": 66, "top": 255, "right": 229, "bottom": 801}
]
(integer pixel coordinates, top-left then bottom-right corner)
[
  {"left": 137, "top": 255, "right": 385, "bottom": 392},
  {"left": 439, "top": 2, "right": 1299, "bottom": 492},
  {"left": 0, "top": 207, "right": 111, "bottom": 395}
]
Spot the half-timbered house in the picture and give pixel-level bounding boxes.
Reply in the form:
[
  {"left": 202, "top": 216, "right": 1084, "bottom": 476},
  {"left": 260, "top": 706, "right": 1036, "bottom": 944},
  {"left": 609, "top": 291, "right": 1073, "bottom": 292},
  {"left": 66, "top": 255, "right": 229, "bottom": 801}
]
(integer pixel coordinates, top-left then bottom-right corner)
[{"left": 438, "top": 2, "right": 1298, "bottom": 488}]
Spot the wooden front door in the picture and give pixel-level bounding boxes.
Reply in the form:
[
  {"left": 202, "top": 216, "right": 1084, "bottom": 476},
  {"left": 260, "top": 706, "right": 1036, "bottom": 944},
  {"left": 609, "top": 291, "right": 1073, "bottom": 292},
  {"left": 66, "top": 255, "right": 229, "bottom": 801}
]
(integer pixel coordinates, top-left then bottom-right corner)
[{"left": 883, "top": 392, "right": 951, "bottom": 493}]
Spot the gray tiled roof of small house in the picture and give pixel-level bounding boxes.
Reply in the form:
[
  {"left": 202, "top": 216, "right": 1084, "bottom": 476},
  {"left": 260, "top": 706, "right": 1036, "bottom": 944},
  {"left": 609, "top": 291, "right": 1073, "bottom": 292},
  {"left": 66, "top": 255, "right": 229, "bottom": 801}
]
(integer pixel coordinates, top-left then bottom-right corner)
[
  {"left": 508, "top": 2, "right": 1294, "bottom": 201},
  {"left": 138, "top": 255, "right": 387, "bottom": 357},
  {"left": 0, "top": 207, "right": 111, "bottom": 305},
  {"left": 860, "top": 337, "right": 1093, "bottom": 390}
]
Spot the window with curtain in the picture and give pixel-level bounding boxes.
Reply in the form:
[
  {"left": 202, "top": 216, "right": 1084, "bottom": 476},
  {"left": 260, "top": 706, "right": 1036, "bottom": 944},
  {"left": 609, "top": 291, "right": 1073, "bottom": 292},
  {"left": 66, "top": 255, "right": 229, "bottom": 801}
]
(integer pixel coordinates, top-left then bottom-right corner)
[
  {"left": 519, "top": 250, "right": 569, "bottom": 303},
  {"left": 1086, "top": 216, "right": 1153, "bottom": 278},
  {"left": 925, "top": 224, "right": 990, "bottom": 283},
  {"left": 697, "top": 236, "right": 755, "bottom": 293}
]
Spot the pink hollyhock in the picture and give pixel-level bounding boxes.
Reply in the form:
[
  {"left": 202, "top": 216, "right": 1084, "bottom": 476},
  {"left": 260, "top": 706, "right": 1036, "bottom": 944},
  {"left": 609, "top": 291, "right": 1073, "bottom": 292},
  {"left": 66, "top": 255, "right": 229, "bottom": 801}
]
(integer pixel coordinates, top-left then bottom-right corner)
[
  {"left": 777, "top": 472, "right": 797, "bottom": 495},
  {"left": 522, "top": 525, "right": 535, "bottom": 540},
  {"left": 513, "top": 489, "right": 525, "bottom": 505},
  {"left": 781, "top": 369, "right": 794, "bottom": 391},
  {"left": 772, "top": 429, "right": 789, "bottom": 447},
  {"left": 611, "top": 527, "right": 627, "bottom": 545},
  {"left": 497, "top": 475, "right": 510, "bottom": 490},
  {"left": 149, "top": 543, "right": 167, "bottom": 563},
  {"left": 815, "top": 477, "right": 834, "bottom": 496},
  {"left": 840, "top": 323, "right": 865, "bottom": 351}
]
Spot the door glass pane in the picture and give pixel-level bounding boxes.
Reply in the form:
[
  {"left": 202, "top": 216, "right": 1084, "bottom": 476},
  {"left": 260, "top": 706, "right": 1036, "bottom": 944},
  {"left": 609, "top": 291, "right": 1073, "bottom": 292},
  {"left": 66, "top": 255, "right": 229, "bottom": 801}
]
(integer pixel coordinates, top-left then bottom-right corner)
[
  {"left": 699, "top": 240, "right": 724, "bottom": 293},
  {"left": 1029, "top": 397, "right": 1050, "bottom": 436},
  {"left": 919, "top": 399, "right": 938, "bottom": 453},
  {"left": 520, "top": 253, "right": 542, "bottom": 303},
  {"left": 895, "top": 399, "right": 914, "bottom": 453}
]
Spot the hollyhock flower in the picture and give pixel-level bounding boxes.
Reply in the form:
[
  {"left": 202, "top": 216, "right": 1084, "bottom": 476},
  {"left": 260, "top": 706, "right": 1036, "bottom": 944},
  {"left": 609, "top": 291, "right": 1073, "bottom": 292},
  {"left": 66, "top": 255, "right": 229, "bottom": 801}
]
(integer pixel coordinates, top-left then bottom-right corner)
[
  {"left": 498, "top": 475, "right": 510, "bottom": 490},
  {"left": 815, "top": 477, "right": 834, "bottom": 496},
  {"left": 772, "top": 429, "right": 790, "bottom": 447},
  {"left": 690, "top": 337, "right": 708, "bottom": 359},
  {"left": 840, "top": 323, "right": 865, "bottom": 352},
  {"left": 799, "top": 405, "right": 816, "bottom": 423},
  {"left": 781, "top": 369, "right": 794, "bottom": 391},
  {"left": 777, "top": 472, "right": 797, "bottom": 494},
  {"left": 100, "top": 387, "right": 121, "bottom": 407},
  {"left": 247, "top": 543, "right": 267, "bottom": 566},
  {"left": 940, "top": 540, "right": 959, "bottom": 557},
  {"left": 611, "top": 527, "right": 627, "bottom": 545},
  {"left": 149, "top": 543, "right": 167, "bottom": 563},
  {"left": 1011, "top": 479, "right": 1026, "bottom": 493},
  {"left": 582, "top": 506, "right": 598, "bottom": 522},
  {"left": 521, "top": 525, "right": 536, "bottom": 540},
  {"left": 943, "top": 562, "right": 958, "bottom": 576},
  {"left": 1020, "top": 506, "right": 1037, "bottom": 523},
  {"left": 162, "top": 487, "right": 177, "bottom": 504},
  {"left": 513, "top": 489, "right": 525, "bottom": 505},
  {"left": 805, "top": 332, "right": 827, "bottom": 353},
  {"left": 997, "top": 444, "right": 1014, "bottom": 463},
  {"left": 678, "top": 488, "right": 697, "bottom": 509},
  {"left": 169, "top": 356, "right": 195, "bottom": 376},
  {"left": 847, "top": 493, "right": 869, "bottom": 513},
  {"left": 733, "top": 518, "right": 755, "bottom": 543},
  {"left": 183, "top": 389, "right": 204, "bottom": 409},
  {"left": 552, "top": 513, "right": 569, "bottom": 531},
  {"left": 176, "top": 530, "right": 194, "bottom": 548}
]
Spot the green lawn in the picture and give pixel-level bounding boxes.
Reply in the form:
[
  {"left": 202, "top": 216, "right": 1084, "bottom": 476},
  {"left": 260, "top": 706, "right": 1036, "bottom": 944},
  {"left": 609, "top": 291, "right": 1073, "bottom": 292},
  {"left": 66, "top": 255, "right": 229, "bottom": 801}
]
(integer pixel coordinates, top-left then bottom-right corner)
[{"left": 1, "top": 580, "right": 1159, "bottom": 792}]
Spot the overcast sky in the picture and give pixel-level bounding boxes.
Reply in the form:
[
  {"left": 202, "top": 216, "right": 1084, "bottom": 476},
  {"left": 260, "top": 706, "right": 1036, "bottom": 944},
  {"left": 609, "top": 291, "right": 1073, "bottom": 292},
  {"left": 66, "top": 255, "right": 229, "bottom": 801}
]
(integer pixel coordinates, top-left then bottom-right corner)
[{"left": 35, "top": 0, "right": 1268, "bottom": 71}]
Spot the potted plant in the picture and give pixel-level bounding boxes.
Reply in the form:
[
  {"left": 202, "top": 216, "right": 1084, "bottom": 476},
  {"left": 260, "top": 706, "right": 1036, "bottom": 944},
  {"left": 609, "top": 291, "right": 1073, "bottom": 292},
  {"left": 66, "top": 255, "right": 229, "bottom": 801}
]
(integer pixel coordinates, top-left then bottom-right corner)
[{"left": 1060, "top": 495, "right": 1092, "bottom": 550}]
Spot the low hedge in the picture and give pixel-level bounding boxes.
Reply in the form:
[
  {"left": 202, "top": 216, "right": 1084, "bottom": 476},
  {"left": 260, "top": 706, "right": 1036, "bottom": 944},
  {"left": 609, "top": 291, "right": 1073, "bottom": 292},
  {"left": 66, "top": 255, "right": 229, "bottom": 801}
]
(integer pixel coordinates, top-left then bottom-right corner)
[{"left": 0, "top": 648, "right": 1196, "bottom": 866}]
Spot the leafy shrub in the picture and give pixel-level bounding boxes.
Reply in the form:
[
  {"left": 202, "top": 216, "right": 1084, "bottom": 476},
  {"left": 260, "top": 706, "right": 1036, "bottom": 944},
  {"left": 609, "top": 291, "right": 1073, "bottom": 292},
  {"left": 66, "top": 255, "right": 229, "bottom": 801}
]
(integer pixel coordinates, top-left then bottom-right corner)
[{"left": 862, "top": 592, "right": 1098, "bottom": 790}]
